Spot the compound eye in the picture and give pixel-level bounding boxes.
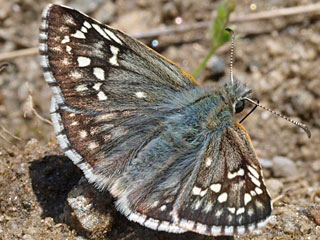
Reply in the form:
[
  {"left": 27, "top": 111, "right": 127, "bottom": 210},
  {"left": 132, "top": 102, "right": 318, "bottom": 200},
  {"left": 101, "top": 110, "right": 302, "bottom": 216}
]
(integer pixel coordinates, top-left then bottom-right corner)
[{"left": 235, "top": 100, "right": 245, "bottom": 113}]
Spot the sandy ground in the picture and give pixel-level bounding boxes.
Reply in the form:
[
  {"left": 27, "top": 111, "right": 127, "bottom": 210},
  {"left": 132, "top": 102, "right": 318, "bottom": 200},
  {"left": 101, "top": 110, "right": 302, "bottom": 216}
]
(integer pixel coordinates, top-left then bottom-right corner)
[{"left": 0, "top": 0, "right": 319, "bottom": 239}]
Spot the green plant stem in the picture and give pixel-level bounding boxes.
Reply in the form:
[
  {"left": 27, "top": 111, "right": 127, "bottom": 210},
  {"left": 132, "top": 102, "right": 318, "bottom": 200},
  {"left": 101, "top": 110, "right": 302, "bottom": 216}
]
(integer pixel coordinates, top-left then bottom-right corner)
[{"left": 192, "top": 46, "right": 217, "bottom": 79}]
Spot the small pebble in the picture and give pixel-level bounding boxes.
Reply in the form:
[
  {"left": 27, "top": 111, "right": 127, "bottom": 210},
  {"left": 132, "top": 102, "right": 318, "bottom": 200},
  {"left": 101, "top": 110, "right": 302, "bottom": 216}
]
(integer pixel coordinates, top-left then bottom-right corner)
[
  {"left": 65, "top": 180, "right": 113, "bottom": 235},
  {"left": 312, "top": 160, "right": 320, "bottom": 172},
  {"left": 272, "top": 156, "right": 298, "bottom": 178}
]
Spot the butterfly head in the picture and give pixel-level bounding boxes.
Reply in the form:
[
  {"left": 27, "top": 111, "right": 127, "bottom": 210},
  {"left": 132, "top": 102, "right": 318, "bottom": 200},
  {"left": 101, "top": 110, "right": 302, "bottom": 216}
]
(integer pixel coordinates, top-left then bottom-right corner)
[{"left": 225, "top": 80, "right": 252, "bottom": 115}]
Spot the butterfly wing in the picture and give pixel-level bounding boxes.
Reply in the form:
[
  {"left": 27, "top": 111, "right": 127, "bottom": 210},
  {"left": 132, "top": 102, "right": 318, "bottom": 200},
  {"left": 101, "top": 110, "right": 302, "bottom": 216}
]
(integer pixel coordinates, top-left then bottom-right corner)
[
  {"left": 39, "top": 4, "right": 197, "bottom": 190},
  {"left": 173, "top": 123, "right": 272, "bottom": 235},
  {"left": 40, "top": 4, "right": 196, "bottom": 111},
  {"left": 115, "top": 122, "right": 272, "bottom": 236}
]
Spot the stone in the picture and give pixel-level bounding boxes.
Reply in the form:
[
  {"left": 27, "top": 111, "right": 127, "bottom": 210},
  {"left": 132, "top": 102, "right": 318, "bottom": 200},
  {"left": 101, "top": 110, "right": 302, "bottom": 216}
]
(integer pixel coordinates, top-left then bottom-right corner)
[
  {"left": 312, "top": 160, "right": 320, "bottom": 172},
  {"left": 65, "top": 179, "right": 113, "bottom": 237},
  {"left": 272, "top": 156, "right": 298, "bottom": 178}
]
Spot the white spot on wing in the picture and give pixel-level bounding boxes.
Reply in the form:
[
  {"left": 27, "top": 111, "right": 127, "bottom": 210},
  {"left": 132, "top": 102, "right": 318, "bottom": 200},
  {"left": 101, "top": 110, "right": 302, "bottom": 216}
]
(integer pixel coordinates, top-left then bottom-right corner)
[
  {"left": 247, "top": 207, "right": 254, "bottom": 216},
  {"left": 217, "top": 192, "right": 228, "bottom": 203},
  {"left": 92, "top": 24, "right": 111, "bottom": 40},
  {"left": 160, "top": 205, "right": 166, "bottom": 211},
  {"left": 248, "top": 165, "right": 260, "bottom": 179},
  {"left": 70, "top": 121, "right": 79, "bottom": 126},
  {"left": 205, "top": 157, "right": 212, "bottom": 167},
  {"left": 80, "top": 130, "right": 87, "bottom": 138},
  {"left": 151, "top": 201, "right": 159, "bottom": 208},
  {"left": 249, "top": 172, "right": 261, "bottom": 187},
  {"left": 255, "top": 187, "right": 263, "bottom": 195},
  {"left": 244, "top": 193, "right": 252, "bottom": 205},
  {"left": 97, "top": 91, "right": 108, "bottom": 101},
  {"left": 193, "top": 199, "right": 202, "bottom": 210},
  {"left": 61, "top": 36, "right": 70, "bottom": 44},
  {"left": 228, "top": 168, "right": 245, "bottom": 179},
  {"left": 203, "top": 201, "right": 213, "bottom": 213},
  {"left": 215, "top": 209, "right": 223, "bottom": 217},
  {"left": 104, "top": 28, "right": 123, "bottom": 45},
  {"left": 81, "top": 26, "right": 88, "bottom": 33},
  {"left": 70, "top": 71, "right": 82, "bottom": 79},
  {"left": 83, "top": 21, "right": 92, "bottom": 29},
  {"left": 93, "top": 82, "right": 103, "bottom": 91},
  {"left": 109, "top": 45, "right": 119, "bottom": 66},
  {"left": 95, "top": 113, "right": 116, "bottom": 122},
  {"left": 88, "top": 142, "right": 98, "bottom": 150},
  {"left": 66, "top": 45, "right": 72, "bottom": 54},
  {"left": 210, "top": 183, "right": 221, "bottom": 193},
  {"left": 62, "top": 57, "right": 70, "bottom": 65},
  {"left": 200, "top": 189, "right": 208, "bottom": 197},
  {"left": 93, "top": 67, "right": 105, "bottom": 80},
  {"left": 236, "top": 207, "right": 245, "bottom": 215},
  {"left": 64, "top": 15, "right": 76, "bottom": 25},
  {"left": 192, "top": 186, "right": 201, "bottom": 195},
  {"left": 77, "top": 56, "right": 91, "bottom": 67},
  {"left": 135, "top": 91, "right": 147, "bottom": 99},
  {"left": 71, "top": 30, "right": 86, "bottom": 39},
  {"left": 76, "top": 84, "right": 88, "bottom": 92},
  {"left": 228, "top": 207, "right": 235, "bottom": 214}
]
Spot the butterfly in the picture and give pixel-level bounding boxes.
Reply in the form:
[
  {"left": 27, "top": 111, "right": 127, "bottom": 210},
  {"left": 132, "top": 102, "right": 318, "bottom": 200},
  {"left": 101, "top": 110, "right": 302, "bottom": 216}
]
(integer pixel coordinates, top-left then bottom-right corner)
[{"left": 39, "top": 4, "right": 272, "bottom": 236}]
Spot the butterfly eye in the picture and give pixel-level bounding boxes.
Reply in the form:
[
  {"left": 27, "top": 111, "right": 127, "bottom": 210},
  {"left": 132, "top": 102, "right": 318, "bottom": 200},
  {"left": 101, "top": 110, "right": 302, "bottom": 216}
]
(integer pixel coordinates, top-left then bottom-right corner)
[{"left": 235, "top": 100, "right": 245, "bottom": 114}]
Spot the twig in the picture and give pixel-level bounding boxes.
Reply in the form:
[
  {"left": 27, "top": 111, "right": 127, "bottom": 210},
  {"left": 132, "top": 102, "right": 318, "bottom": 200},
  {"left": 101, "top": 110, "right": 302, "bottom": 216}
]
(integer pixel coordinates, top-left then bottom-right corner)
[
  {"left": 0, "top": 124, "right": 22, "bottom": 141},
  {"left": 133, "top": 3, "right": 320, "bottom": 39},
  {"left": 232, "top": 3, "right": 320, "bottom": 23},
  {"left": 24, "top": 89, "right": 52, "bottom": 125},
  {"left": 0, "top": 132, "right": 14, "bottom": 145},
  {"left": 0, "top": 47, "right": 38, "bottom": 62},
  {"left": 0, "top": 3, "right": 319, "bottom": 61},
  {"left": 31, "top": 107, "right": 52, "bottom": 125}
]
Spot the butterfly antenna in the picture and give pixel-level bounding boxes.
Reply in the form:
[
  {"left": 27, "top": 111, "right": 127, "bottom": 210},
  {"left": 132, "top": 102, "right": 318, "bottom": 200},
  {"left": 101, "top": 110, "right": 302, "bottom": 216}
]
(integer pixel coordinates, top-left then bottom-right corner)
[
  {"left": 226, "top": 28, "right": 235, "bottom": 85},
  {"left": 243, "top": 97, "right": 311, "bottom": 138}
]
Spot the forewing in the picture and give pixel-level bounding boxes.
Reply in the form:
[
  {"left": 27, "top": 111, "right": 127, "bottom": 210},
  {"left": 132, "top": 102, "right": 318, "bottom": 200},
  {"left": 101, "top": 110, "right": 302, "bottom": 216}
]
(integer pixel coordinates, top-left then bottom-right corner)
[
  {"left": 39, "top": 4, "right": 197, "bottom": 189},
  {"left": 40, "top": 4, "right": 196, "bottom": 112}
]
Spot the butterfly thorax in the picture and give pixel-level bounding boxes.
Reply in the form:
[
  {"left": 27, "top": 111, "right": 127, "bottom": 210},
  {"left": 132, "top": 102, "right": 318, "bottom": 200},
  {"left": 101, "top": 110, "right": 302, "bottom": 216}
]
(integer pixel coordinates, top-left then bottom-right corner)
[{"left": 162, "top": 80, "right": 251, "bottom": 136}]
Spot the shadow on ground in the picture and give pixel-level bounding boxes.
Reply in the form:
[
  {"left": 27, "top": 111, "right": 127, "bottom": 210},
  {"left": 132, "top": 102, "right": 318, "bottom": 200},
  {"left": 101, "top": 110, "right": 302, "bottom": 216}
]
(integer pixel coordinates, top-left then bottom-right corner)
[{"left": 29, "top": 155, "right": 82, "bottom": 221}]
